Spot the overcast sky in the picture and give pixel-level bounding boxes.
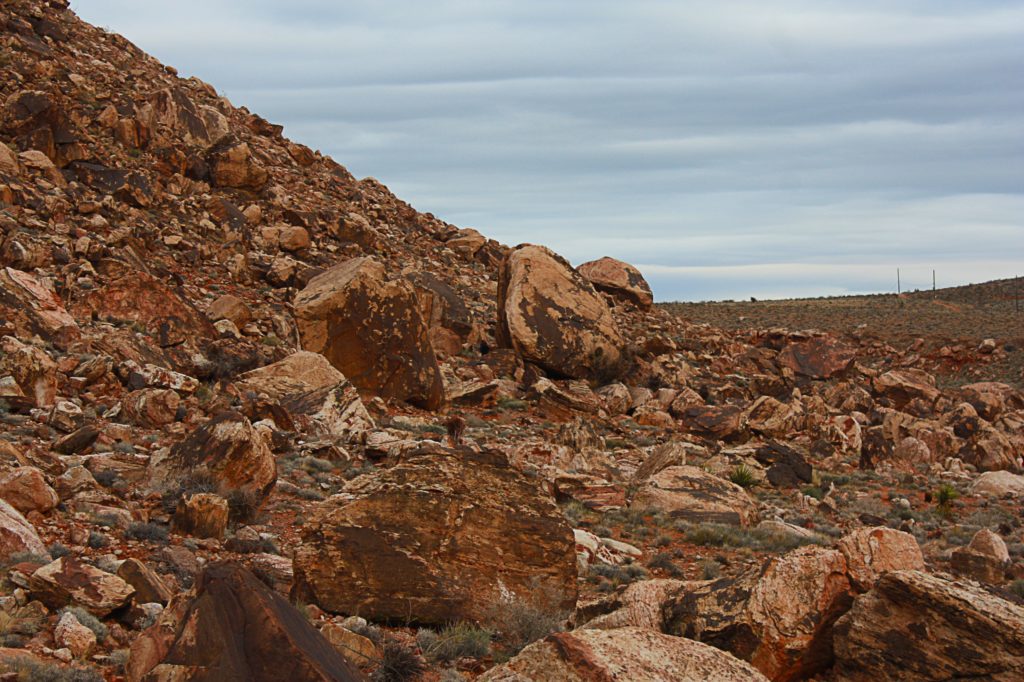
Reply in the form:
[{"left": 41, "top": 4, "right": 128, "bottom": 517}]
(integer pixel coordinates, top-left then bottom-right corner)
[{"left": 73, "top": 1, "right": 1023, "bottom": 301}]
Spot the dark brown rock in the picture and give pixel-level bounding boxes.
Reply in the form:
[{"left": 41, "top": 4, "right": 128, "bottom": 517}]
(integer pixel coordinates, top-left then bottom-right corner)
[{"left": 776, "top": 336, "right": 855, "bottom": 380}]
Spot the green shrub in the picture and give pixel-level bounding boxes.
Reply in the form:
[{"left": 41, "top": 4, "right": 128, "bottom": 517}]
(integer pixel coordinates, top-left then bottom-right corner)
[
  {"left": 483, "top": 580, "right": 568, "bottom": 657},
  {"left": 729, "top": 464, "right": 757, "bottom": 488},
  {"left": 0, "top": 660, "right": 103, "bottom": 682},
  {"left": 124, "top": 522, "right": 168, "bottom": 543},
  {"left": 418, "top": 622, "right": 491, "bottom": 663}
]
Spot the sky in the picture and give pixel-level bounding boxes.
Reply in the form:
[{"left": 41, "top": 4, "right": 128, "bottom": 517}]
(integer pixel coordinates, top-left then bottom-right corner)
[{"left": 73, "top": 1, "right": 1024, "bottom": 301}]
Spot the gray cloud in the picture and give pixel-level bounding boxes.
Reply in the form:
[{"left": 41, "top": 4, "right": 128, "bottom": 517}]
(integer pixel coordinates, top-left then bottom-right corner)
[{"left": 73, "top": 0, "right": 1024, "bottom": 300}]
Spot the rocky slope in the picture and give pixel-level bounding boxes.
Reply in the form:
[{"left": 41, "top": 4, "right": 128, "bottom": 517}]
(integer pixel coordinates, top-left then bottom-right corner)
[{"left": 1, "top": 2, "right": 1023, "bottom": 681}]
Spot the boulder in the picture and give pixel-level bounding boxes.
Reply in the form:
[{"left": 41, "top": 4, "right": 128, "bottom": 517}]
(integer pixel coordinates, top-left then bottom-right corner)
[
  {"left": 0, "top": 498, "right": 48, "bottom": 560},
  {"left": 630, "top": 465, "right": 758, "bottom": 526},
  {"left": 207, "top": 294, "right": 252, "bottom": 327},
  {"left": 235, "top": 351, "right": 374, "bottom": 441},
  {"left": 776, "top": 337, "right": 856, "bottom": 379},
  {"left": 665, "top": 546, "right": 853, "bottom": 681},
  {"left": 122, "top": 388, "right": 180, "bottom": 427},
  {"left": 156, "top": 412, "right": 276, "bottom": 506},
  {"left": 497, "top": 244, "right": 624, "bottom": 382},
  {"left": 580, "top": 579, "right": 685, "bottom": 631},
  {"left": 320, "top": 622, "right": 379, "bottom": 667},
  {"left": 0, "top": 466, "right": 59, "bottom": 514},
  {"left": 677, "top": 405, "right": 747, "bottom": 442},
  {"left": 294, "top": 257, "right": 444, "bottom": 410},
  {"left": 127, "top": 562, "right": 363, "bottom": 682},
  {"left": 173, "top": 493, "right": 230, "bottom": 540},
  {"left": 54, "top": 611, "right": 96, "bottom": 658},
  {"left": 832, "top": 570, "right": 1024, "bottom": 681},
  {"left": 0, "top": 267, "right": 79, "bottom": 347},
  {"left": 479, "top": 627, "right": 769, "bottom": 682},
  {"left": 576, "top": 256, "right": 654, "bottom": 309},
  {"left": 0, "top": 335, "right": 58, "bottom": 407},
  {"left": 292, "top": 446, "right": 577, "bottom": 625},
  {"left": 29, "top": 557, "right": 135, "bottom": 616},
  {"left": 117, "top": 558, "right": 174, "bottom": 605},
  {"left": 207, "top": 138, "right": 268, "bottom": 191},
  {"left": 972, "top": 470, "right": 1024, "bottom": 498},
  {"left": 873, "top": 369, "right": 940, "bottom": 408},
  {"left": 835, "top": 527, "right": 924, "bottom": 592}
]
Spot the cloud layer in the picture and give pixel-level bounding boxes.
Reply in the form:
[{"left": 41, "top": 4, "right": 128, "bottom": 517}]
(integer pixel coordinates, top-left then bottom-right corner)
[{"left": 74, "top": 0, "right": 1024, "bottom": 300}]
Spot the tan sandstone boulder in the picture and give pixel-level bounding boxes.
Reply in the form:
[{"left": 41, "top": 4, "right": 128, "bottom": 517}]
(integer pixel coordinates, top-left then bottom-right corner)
[
  {"left": 292, "top": 445, "right": 577, "bottom": 625},
  {"left": 29, "top": 557, "right": 135, "bottom": 616},
  {"left": 576, "top": 256, "right": 654, "bottom": 309},
  {"left": 631, "top": 465, "right": 758, "bottom": 526},
  {"left": 0, "top": 467, "right": 59, "bottom": 515},
  {"left": 497, "top": 245, "right": 624, "bottom": 382},
  {"left": 777, "top": 336, "right": 856, "bottom": 380},
  {"left": 836, "top": 527, "right": 924, "bottom": 591},
  {"left": 295, "top": 257, "right": 444, "bottom": 410},
  {"left": 479, "top": 627, "right": 769, "bottom": 682},
  {"left": 0, "top": 498, "right": 48, "bottom": 560},
  {"left": 832, "top": 570, "right": 1024, "bottom": 681}
]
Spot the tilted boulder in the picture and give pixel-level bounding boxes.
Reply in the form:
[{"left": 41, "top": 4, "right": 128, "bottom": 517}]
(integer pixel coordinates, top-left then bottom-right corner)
[
  {"left": 292, "top": 445, "right": 577, "bottom": 625},
  {"left": 0, "top": 335, "right": 59, "bottom": 407},
  {"left": 207, "top": 137, "right": 268, "bottom": 190},
  {"left": 576, "top": 256, "right": 654, "bottom": 310},
  {"left": 497, "top": 244, "right": 624, "bottom": 382},
  {"left": 0, "top": 466, "right": 59, "bottom": 515},
  {"left": 0, "top": 267, "right": 80, "bottom": 347},
  {"left": 29, "top": 557, "right": 135, "bottom": 616},
  {"left": 235, "top": 351, "right": 374, "bottom": 441},
  {"left": 479, "top": 627, "right": 769, "bottom": 682},
  {"left": 776, "top": 336, "right": 855, "bottom": 380},
  {"left": 664, "top": 546, "right": 852, "bottom": 681},
  {"left": 836, "top": 527, "right": 924, "bottom": 592},
  {"left": 0, "top": 498, "right": 48, "bottom": 560},
  {"left": 127, "top": 562, "right": 364, "bottom": 682},
  {"left": 832, "top": 570, "right": 1024, "bottom": 681},
  {"left": 631, "top": 465, "right": 758, "bottom": 526},
  {"left": 153, "top": 412, "right": 276, "bottom": 506},
  {"left": 295, "top": 257, "right": 444, "bottom": 410},
  {"left": 873, "top": 369, "right": 940, "bottom": 409}
]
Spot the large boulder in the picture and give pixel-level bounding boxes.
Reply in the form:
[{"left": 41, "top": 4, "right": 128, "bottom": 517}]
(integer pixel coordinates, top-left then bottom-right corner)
[
  {"left": 154, "top": 412, "right": 276, "bottom": 505},
  {"left": 127, "top": 562, "right": 363, "bottom": 682},
  {"left": 294, "top": 257, "right": 444, "bottom": 410},
  {"left": 479, "top": 627, "right": 768, "bottom": 682},
  {"left": 29, "top": 557, "right": 135, "bottom": 616},
  {"left": 576, "top": 256, "right": 654, "bottom": 310},
  {"left": 665, "top": 546, "right": 852, "bottom": 681},
  {"left": 836, "top": 527, "right": 924, "bottom": 591},
  {"left": 235, "top": 351, "right": 374, "bottom": 441},
  {"left": 0, "top": 466, "right": 59, "bottom": 515},
  {"left": 630, "top": 465, "right": 758, "bottom": 526},
  {"left": 497, "top": 245, "right": 624, "bottom": 382},
  {"left": 832, "top": 570, "right": 1024, "bottom": 681},
  {"left": 776, "top": 336, "right": 855, "bottom": 380},
  {"left": 292, "top": 446, "right": 577, "bottom": 625},
  {"left": 207, "top": 138, "right": 268, "bottom": 191},
  {"left": 873, "top": 369, "right": 940, "bottom": 409},
  {"left": 0, "top": 335, "right": 59, "bottom": 407},
  {"left": 0, "top": 267, "right": 79, "bottom": 347},
  {"left": 0, "top": 498, "right": 48, "bottom": 560},
  {"left": 972, "top": 470, "right": 1024, "bottom": 498}
]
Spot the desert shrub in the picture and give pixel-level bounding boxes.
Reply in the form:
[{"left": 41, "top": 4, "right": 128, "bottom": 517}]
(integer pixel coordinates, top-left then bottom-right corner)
[
  {"left": 646, "top": 551, "right": 682, "bottom": 576},
  {"left": 0, "top": 660, "right": 103, "bottom": 682},
  {"left": 483, "top": 580, "right": 568, "bottom": 657},
  {"left": 295, "top": 487, "right": 325, "bottom": 501},
  {"left": 729, "top": 464, "right": 757, "bottom": 488},
  {"left": 699, "top": 559, "right": 722, "bottom": 580},
  {"left": 497, "top": 397, "right": 527, "bottom": 411},
  {"left": 92, "top": 469, "right": 119, "bottom": 487},
  {"left": 348, "top": 621, "right": 383, "bottom": 645},
  {"left": 588, "top": 562, "right": 649, "bottom": 588},
  {"left": 61, "top": 606, "right": 107, "bottom": 642},
  {"left": 87, "top": 532, "right": 109, "bottom": 549},
  {"left": 225, "top": 488, "right": 261, "bottom": 524},
  {"left": 48, "top": 543, "right": 71, "bottom": 559},
  {"left": 371, "top": 637, "right": 426, "bottom": 682},
  {"left": 560, "top": 500, "right": 590, "bottom": 526},
  {"left": 1008, "top": 579, "right": 1024, "bottom": 600},
  {"left": 124, "top": 522, "right": 169, "bottom": 543},
  {"left": 936, "top": 483, "right": 960, "bottom": 517},
  {"left": 681, "top": 522, "right": 824, "bottom": 553},
  {"left": 418, "top": 622, "right": 491, "bottom": 663}
]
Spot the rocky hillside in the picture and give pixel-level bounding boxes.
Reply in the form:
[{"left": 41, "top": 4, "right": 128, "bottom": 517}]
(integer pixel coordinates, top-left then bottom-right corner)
[{"left": 1, "top": 2, "right": 1023, "bottom": 681}]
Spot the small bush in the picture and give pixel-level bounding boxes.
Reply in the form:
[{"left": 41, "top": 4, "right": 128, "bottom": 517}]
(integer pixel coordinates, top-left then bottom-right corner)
[
  {"left": 497, "top": 397, "right": 527, "bottom": 411},
  {"left": 483, "top": 580, "right": 568, "bottom": 657},
  {"left": 371, "top": 637, "right": 426, "bottom": 682},
  {"left": 48, "top": 543, "right": 71, "bottom": 559},
  {"left": 61, "top": 606, "right": 108, "bottom": 643},
  {"left": 729, "top": 464, "right": 757, "bottom": 488},
  {"left": 0, "top": 660, "right": 104, "bottom": 682},
  {"left": 225, "top": 488, "right": 262, "bottom": 524},
  {"left": 588, "top": 562, "right": 649, "bottom": 587},
  {"left": 560, "top": 500, "right": 590, "bottom": 526},
  {"left": 699, "top": 559, "right": 722, "bottom": 580},
  {"left": 1008, "top": 579, "right": 1024, "bottom": 600},
  {"left": 681, "top": 522, "right": 824, "bottom": 553},
  {"left": 92, "top": 469, "right": 119, "bottom": 487},
  {"left": 124, "top": 522, "right": 169, "bottom": 543},
  {"left": 418, "top": 622, "right": 491, "bottom": 663},
  {"left": 87, "top": 532, "right": 109, "bottom": 549}
]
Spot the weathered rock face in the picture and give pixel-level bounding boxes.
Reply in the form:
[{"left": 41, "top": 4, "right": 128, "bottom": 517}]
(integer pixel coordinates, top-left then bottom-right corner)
[
  {"left": 677, "top": 405, "right": 748, "bottom": 442},
  {"left": 117, "top": 558, "right": 173, "bottom": 606},
  {"left": 631, "top": 465, "right": 758, "bottom": 526},
  {"left": 835, "top": 527, "right": 924, "bottom": 592},
  {"left": 0, "top": 498, "right": 48, "bottom": 560},
  {"left": 122, "top": 388, "right": 180, "bottom": 427},
  {"left": 207, "top": 137, "right": 268, "bottom": 190},
  {"left": 972, "top": 470, "right": 1024, "bottom": 498},
  {"left": 0, "top": 267, "right": 79, "bottom": 347},
  {"left": 294, "top": 257, "right": 444, "bottom": 410},
  {"left": 480, "top": 627, "right": 769, "bottom": 682},
  {"left": 776, "top": 337, "right": 856, "bottom": 380},
  {"left": 157, "top": 412, "right": 276, "bottom": 505},
  {"left": 873, "top": 369, "right": 940, "bottom": 408},
  {"left": 580, "top": 579, "right": 685, "bottom": 631},
  {"left": 497, "top": 245, "right": 624, "bottom": 382},
  {"left": 292, "top": 446, "right": 577, "bottom": 625},
  {"left": 576, "top": 257, "right": 654, "bottom": 310},
  {"left": 173, "top": 493, "right": 229, "bottom": 540},
  {"left": 29, "top": 557, "right": 135, "bottom": 616},
  {"left": 406, "top": 271, "right": 478, "bottom": 357},
  {"left": 127, "top": 562, "right": 364, "bottom": 682},
  {"left": 0, "top": 335, "right": 58, "bottom": 408},
  {"left": 235, "top": 351, "right": 374, "bottom": 441},
  {"left": 832, "top": 570, "right": 1024, "bottom": 681},
  {"left": 665, "top": 546, "right": 852, "bottom": 682}
]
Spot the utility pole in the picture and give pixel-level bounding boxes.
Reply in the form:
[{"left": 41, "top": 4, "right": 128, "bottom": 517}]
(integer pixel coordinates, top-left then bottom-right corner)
[
  {"left": 932, "top": 269, "right": 936, "bottom": 292},
  {"left": 897, "top": 268, "right": 901, "bottom": 295}
]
